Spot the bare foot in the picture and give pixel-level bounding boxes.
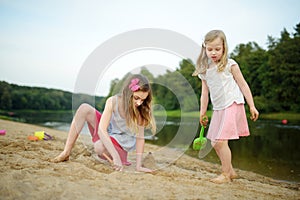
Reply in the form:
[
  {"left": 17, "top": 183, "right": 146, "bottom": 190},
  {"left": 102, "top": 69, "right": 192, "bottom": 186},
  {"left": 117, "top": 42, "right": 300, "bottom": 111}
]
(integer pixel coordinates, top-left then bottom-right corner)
[
  {"left": 51, "top": 152, "right": 70, "bottom": 163},
  {"left": 230, "top": 172, "right": 239, "bottom": 179},
  {"left": 228, "top": 169, "right": 239, "bottom": 179},
  {"left": 210, "top": 173, "right": 231, "bottom": 184}
]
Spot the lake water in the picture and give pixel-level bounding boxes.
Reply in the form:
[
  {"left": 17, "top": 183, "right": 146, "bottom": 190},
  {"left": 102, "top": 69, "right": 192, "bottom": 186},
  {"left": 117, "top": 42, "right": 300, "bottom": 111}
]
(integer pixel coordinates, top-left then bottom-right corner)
[{"left": 4, "top": 111, "right": 300, "bottom": 183}]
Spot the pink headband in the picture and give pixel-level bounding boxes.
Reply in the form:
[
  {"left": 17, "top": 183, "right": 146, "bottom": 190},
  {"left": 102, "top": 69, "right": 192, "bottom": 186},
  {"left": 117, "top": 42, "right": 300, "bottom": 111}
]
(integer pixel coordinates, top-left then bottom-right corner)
[{"left": 129, "top": 78, "right": 140, "bottom": 92}]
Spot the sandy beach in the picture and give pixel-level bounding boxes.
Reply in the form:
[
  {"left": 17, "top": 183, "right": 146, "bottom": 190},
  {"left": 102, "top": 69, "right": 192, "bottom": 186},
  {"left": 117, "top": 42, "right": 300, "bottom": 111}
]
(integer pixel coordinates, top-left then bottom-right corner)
[{"left": 0, "top": 119, "right": 299, "bottom": 200}]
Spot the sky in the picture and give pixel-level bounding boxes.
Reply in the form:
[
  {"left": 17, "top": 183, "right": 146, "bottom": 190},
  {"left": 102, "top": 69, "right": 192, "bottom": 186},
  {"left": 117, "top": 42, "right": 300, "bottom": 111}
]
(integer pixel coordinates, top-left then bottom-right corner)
[{"left": 0, "top": 0, "right": 299, "bottom": 96}]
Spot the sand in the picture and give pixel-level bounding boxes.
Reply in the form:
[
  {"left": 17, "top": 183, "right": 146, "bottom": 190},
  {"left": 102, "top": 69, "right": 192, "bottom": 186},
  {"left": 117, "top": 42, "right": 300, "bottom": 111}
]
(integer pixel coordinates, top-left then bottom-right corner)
[{"left": 0, "top": 119, "right": 299, "bottom": 200}]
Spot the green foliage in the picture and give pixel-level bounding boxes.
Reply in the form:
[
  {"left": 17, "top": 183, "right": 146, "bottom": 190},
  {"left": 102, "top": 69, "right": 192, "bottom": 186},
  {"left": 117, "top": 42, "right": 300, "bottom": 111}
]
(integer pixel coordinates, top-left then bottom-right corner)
[
  {"left": 72, "top": 93, "right": 104, "bottom": 111},
  {"left": 178, "top": 59, "right": 201, "bottom": 100},
  {"left": 230, "top": 42, "right": 268, "bottom": 97},
  {"left": 0, "top": 81, "right": 104, "bottom": 111},
  {"left": 153, "top": 67, "right": 199, "bottom": 112},
  {"left": 0, "top": 82, "right": 12, "bottom": 110},
  {"left": 230, "top": 22, "right": 300, "bottom": 112},
  {"left": 262, "top": 25, "right": 300, "bottom": 112}
]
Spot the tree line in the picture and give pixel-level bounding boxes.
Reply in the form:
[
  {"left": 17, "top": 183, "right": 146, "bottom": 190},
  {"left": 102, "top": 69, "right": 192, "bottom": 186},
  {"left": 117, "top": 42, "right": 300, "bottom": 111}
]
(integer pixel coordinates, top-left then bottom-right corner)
[
  {"left": 0, "top": 82, "right": 104, "bottom": 111},
  {"left": 0, "top": 22, "right": 299, "bottom": 113}
]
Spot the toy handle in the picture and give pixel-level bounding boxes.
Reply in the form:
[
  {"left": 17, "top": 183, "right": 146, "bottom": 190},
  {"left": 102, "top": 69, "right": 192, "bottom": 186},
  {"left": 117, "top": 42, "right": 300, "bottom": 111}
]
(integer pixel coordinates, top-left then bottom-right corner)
[{"left": 199, "top": 126, "right": 205, "bottom": 139}]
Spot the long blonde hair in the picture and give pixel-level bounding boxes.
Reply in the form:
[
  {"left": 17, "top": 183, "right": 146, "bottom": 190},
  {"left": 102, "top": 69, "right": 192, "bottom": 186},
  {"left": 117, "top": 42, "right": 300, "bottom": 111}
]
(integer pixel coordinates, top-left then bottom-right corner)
[
  {"left": 121, "top": 74, "right": 156, "bottom": 135},
  {"left": 192, "top": 30, "right": 229, "bottom": 76}
]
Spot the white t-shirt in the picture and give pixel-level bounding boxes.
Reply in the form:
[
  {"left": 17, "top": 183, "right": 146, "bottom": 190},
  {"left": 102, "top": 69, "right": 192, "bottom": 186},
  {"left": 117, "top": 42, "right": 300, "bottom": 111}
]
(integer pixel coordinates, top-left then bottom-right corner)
[{"left": 198, "top": 59, "right": 245, "bottom": 110}]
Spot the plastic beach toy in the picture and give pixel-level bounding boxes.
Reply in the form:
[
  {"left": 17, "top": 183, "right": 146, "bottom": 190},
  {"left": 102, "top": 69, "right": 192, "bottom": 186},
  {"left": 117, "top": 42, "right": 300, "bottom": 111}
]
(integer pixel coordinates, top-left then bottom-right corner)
[
  {"left": 193, "top": 126, "right": 207, "bottom": 151},
  {"left": 28, "top": 135, "right": 39, "bottom": 141},
  {"left": 0, "top": 129, "right": 6, "bottom": 135},
  {"left": 34, "top": 131, "right": 53, "bottom": 140}
]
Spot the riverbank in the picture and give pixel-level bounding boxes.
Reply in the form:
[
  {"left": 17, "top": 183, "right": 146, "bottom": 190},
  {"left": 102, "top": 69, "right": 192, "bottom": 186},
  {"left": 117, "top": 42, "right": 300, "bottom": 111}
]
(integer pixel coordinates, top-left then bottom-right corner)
[
  {"left": 0, "top": 119, "right": 299, "bottom": 199},
  {"left": 155, "top": 110, "right": 300, "bottom": 121}
]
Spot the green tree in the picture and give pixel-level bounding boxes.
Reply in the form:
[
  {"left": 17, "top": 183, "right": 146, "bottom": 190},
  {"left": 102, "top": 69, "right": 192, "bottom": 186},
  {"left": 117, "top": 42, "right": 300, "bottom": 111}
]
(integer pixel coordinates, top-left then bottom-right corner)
[
  {"left": 178, "top": 59, "right": 201, "bottom": 99},
  {"left": 230, "top": 42, "right": 268, "bottom": 97},
  {"left": 0, "top": 88, "right": 12, "bottom": 110},
  {"left": 266, "top": 25, "right": 300, "bottom": 111}
]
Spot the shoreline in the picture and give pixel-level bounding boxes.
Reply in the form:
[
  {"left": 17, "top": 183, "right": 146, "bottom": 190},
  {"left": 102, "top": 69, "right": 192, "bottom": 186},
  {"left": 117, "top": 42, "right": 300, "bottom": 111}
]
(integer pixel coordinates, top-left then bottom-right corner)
[
  {"left": 2, "top": 109, "right": 300, "bottom": 121},
  {"left": 0, "top": 119, "right": 299, "bottom": 199}
]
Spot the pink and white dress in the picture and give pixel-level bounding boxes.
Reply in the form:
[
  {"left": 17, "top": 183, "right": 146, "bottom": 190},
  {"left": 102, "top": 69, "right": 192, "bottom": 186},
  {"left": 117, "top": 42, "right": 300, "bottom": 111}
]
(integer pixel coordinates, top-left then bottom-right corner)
[{"left": 198, "top": 59, "right": 250, "bottom": 141}]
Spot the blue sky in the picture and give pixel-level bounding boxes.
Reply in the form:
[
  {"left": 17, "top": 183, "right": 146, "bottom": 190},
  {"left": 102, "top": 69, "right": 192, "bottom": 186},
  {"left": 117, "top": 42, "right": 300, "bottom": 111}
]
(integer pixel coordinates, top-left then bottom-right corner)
[{"left": 0, "top": 0, "right": 299, "bottom": 96}]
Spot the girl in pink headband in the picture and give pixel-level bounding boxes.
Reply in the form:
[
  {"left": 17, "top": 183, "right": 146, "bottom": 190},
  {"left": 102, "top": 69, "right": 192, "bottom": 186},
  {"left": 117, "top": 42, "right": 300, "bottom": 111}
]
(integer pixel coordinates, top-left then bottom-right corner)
[{"left": 52, "top": 74, "right": 156, "bottom": 172}]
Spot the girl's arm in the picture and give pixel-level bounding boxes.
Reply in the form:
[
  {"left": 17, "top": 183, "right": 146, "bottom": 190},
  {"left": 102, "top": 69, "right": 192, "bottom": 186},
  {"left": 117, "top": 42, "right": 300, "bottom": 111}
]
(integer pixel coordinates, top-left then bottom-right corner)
[
  {"left": 200, "top": 80, "right": 209, "bottom": 126},
  {"left": 98, "top": 97, "right": 122, "bottom": 169},
  {"left": 135, "top": 125, "right": 153, "bottom": 173},
  {"left": 231, "top": 64, "right": 259, "bottom": 121}
]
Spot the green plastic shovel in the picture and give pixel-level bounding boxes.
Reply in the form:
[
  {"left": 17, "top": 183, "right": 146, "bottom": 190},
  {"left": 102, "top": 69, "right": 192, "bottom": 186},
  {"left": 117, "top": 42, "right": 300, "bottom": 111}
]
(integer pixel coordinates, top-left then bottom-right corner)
[{"left": 193, "top": 126, "right": 207, "bottom": 151}]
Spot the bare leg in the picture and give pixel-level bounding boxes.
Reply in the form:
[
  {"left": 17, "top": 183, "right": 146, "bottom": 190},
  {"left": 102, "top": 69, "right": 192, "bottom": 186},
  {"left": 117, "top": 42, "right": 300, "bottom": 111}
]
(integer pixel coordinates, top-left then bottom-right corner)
[
  {"left": 214, "top": 140, "right": 233, "bottom": 174},
  {"left": 211, "top": 140, "right": 237, "bottom": 183},
  {"left": 52, "top": 103, "right": 97, "bottom": 162}
]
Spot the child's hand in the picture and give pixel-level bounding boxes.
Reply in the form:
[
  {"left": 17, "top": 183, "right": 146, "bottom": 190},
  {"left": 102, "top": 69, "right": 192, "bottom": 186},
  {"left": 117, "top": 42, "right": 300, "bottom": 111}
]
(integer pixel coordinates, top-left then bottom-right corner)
[
  {"left": 249, "top": 107, "right": 259, "bottom": 121},
  {"left": 200, "top": 115, "right": 209, "bottom": 127},
  {"left": 102, "top": 152, "right": 123, "bottom": 171},
  {"left": 112, "top": 157, "right": 123, "bottom": 171},
  {"left": 112, "top": 163, "right": 123, "bottom": 171}
]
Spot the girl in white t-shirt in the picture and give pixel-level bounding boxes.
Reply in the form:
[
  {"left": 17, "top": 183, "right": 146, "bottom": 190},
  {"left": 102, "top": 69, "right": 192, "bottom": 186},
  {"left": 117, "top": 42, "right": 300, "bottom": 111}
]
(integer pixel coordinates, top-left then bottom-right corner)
[{"left": 193, "top": 30, "right": 259, "bottom": 183}]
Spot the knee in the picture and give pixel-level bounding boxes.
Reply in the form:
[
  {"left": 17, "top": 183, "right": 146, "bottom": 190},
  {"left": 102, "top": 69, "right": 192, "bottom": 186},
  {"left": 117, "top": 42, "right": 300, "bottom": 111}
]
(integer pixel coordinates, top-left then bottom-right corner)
[
  {"left": 78, "top": 103, "right": 91, "bottom": 111},
  {"left": 77, "top": 103, "right": 93, "bottom": 115},
  {"left": 213, "top": 141, "right": 223, "bottom": 151}
]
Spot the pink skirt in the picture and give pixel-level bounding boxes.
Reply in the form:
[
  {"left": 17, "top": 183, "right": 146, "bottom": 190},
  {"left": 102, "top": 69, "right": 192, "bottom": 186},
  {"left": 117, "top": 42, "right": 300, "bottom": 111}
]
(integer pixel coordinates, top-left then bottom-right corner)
[
  {"left": 207, "top": 102, "right": 250, "bottom": 142},
  {"left": 87, "top": 110, "right": 130, "bottom": 166}
]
